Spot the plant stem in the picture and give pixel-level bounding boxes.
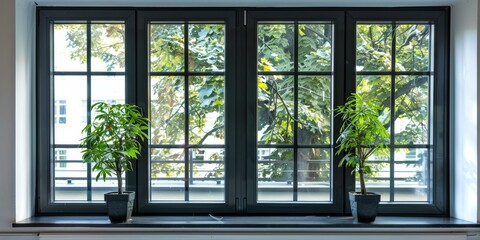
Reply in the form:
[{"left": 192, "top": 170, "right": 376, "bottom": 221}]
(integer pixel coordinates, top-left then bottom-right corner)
[
  {"left": 358, "top": 145, "right": 367, "bottom": 195},
  {"left": 359, "top": 168, "right": 367, "bottom": 195},
  {"left": 115, "top": 160, "right": 123, "bottom": 195}
]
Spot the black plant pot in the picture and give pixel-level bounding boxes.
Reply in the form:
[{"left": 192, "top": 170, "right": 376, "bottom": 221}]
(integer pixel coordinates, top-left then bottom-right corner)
[
  {"left": 104, "top": 191, "right": 135, "bottom": 223},
  {"left": 349, "top": 191, "right": 381, "bottom": 223}
]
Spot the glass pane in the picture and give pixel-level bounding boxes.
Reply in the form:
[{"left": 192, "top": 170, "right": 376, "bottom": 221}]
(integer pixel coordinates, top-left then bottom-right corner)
[
  {"left": 91, "top": 75, "right": 125, "bottom": 105},
  {"left": 54, "top": 148, "right": 87, "bottom": 201},
  {"left": 298, "top": 23, "right": 333, "bottom": 72},
  {"left": 151, "top": 148, "right": 185, "bottom": 201},
  {"left": 394, "top": 148, "right": 430, "bottom": 202},
  {"left": 150, "top": 76, "right": 185, "bottom": 145},
  {"left": 395, "top": 75, "right": 429, "bottom": 144},
  {"left": 297, "top": 148, "right": 330, "bottom": 202},
  {"left": 257, "top": 148, "right": 294, "bottom": 202},
  {"left": 189, "top": 76, "right": 225, "bottom": 145},
  {"left": 356, "top": 75, "right": 392, "bottom": 132},
  {"left": 395, "top": 24, "right": 432, "bottom": 72},
  {"left": 257, "top": 75, "right": 294, "bottom": 145},
  {"left": 298, "top": 76, "right": 331, "bottom": 144},
  {"left": 355, "top": 152, "right": 391, "bottom": 202},
  {"left": 257, "top": 23, "right": 294, "bottom": 72},
  {"left": 91, "top": 23, "right": 126, "bottom": 72},
  {"left": 150, "top": 24, "right": 185, "bottom": 72},
  {"left": 54, "top": 76, "right": 87, "bottom": 144},
  {"left": 356, "top": 24, "right": 393, "bottom": 72},
  {"left": 188, "top": 24, "right": 225, "bottom": 72},
  {"left": 54, "top": 24, "right": 87, "bottom": 72},
  {"left": 189, "top": 148, "right": 225, "bottom": 202}
]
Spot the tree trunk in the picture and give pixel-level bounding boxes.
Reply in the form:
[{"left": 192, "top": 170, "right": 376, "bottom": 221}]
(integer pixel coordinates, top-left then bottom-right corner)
[{"left": 297, "top": 129, "right": 314, "bottom": 183}]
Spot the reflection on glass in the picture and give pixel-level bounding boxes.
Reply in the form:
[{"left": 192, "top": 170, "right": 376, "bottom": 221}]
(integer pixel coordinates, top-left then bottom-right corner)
[
  {"left": 395, "top": 24, "right": 432, "bottom": 72},
  {"left": 91, "top": 23, "right": 126, "bottom": 72},
  {"left": 54, "top": 160, "right": 88, "bottom": 201},
  {"left": 189, "top": 76, "right": 225, "bottom": 145},
  {"left": 298, "top": 76, "right": 331, "bottom": 145},
  {"left": 257, "top": 23, "right": 294, "bottom": 72},
  {"left": 257, "top": 75, "right": 294, "bottom": 145},
  {"left": 355, "top": 152, "right": 391, "bottom": 202},
  {"left": 394, "top": 148, "right": 430, "bottom": 202},
  {"left": 257, "top": 148, "right": 294, "bottom": 202},
  {"left": 189, "top": 148, "right": 225, "bottom": 202},
  {"left": 151, "top": 148, "right": 186, "bottom": 201},
  {"left": 298, "top": 23, "right": 333, "bottom": 72},
  {"left": 54, "top": 24, "right": 87, "bottom": 72},
  {"left": 356, "top": 24, "right": 393, "bottom": 72},
  {"left": 394, "top": 76, "right": 429, "bottom": 144},
  {"left": 150, "top": 76, "right": 185, "bottom": 145},
  {"left": 150, "top": 24, "right": 185, "bottom": 72},
  {"left": 54, "top": 76, "right": 87, "bottom": 144},
  {"left": 297, "top": 148, "right": 330, "bottom": 202},
  {"left": 189, "top": 24, "right": 225, "bottom": 72}
]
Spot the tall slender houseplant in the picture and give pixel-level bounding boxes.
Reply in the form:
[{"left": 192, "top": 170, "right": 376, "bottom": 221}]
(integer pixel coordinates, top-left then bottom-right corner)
[
  {"left": 80, "top": 102, "right": 148, "bottom": 222},
  {"left": 81, "top": 102, "right": 149, "bottom": 194},
  {"left": 335, "top": 93, "right": 389, "bottom": 222}
]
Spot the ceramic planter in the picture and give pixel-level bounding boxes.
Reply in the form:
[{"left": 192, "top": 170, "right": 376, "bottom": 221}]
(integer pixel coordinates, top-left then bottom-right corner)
[
  {"left": 349, "top": 191, "right": 381, "bottom": 223},
  {"left": 104, "top": 191, "right": 135, "bottom": 223}
]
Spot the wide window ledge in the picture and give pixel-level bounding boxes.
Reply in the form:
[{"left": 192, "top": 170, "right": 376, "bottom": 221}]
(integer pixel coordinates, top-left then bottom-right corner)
[{"left": 13, "top": 216, "right": 480, "bottom": 230}]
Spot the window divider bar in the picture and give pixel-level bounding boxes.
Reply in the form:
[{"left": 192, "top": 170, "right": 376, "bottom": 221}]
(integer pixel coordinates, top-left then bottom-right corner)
[
  {"left": 150, "top": 144, "right": 226, "bottom": 149},
  {"left": 184, "top": 22, "right": 190, "bottom": 202},
  {"left": 86, "top": 21, "right": 93, "bottom": 202},
  {"left": 389, "top": 22, "right": 397, "bottom": 202},
  {"left": 150, "top": 72, "right": 225, "bottom": 76},
  {"left": 258, "top": 71, "right": 333, "bottom": 75},
  {"left": 356, "top": 71, "right": 431, "bottom": 76},
  {"left": 257, "top": 144, "right": 332, "bottom": 148},
  {"left": 293, "top": 21, "right": 299, "bottom": 202},
  {"left": 53, "top": 71, "right": 126, "bottom": 76}
]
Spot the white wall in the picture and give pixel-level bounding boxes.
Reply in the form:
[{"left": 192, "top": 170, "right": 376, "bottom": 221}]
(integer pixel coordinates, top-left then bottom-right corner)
[
  {"left": 0, "top": 0, "right": 18, "bottom": 233},
  {"left": 15, "top": 0, "right": 36, "bottom": 223},
  {"left": 451, "top": 0, "right": 479, "bottom": 223}
]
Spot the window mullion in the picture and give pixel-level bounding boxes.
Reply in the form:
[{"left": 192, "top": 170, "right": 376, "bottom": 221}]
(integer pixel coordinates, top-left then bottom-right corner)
[
  {"left": 86, "top": 21, "right": 93, "bottom": 202},
  {"left": 184, "top": 22, "right": 190, "bottom": 202},
  {"left": 389, "top": 22, "right": 397, "bottom": 203},
  {"left": 293, "top": 21, "right": 299, "bottom": 202}
]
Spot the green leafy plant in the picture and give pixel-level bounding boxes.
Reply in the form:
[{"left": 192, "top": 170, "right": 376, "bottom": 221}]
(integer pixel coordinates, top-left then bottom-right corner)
[
  {"left": 335, "top": 93, "right": 390, "bottom": 195},
  {"left": 80, "top": 102, "right": 149, "bottom": 195}
]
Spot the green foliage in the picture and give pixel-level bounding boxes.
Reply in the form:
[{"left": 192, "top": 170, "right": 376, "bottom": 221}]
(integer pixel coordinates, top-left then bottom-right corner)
[
  {"left": 335, "top": 93, "right": 390, "bottom": 195},
  {"left": 80, "top": 102, "right": 149, "bottom": 194},
  {"left": 61, "top": 21, "right": 431, "bottom": 185}
]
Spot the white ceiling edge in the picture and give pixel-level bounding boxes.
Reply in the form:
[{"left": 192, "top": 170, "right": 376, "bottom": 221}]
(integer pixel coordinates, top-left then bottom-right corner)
[{"left": 34, "top": 0, "right": 463, "bottom": 7}]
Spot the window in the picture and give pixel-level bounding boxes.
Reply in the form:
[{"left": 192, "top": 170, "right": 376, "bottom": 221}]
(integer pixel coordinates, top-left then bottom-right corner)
[
  {"left": 54, "top": 149, "right": 67, "bottom": 168},
  {"left": 54, "top": 100, "right": 67, "bottom": 124},
  {"left": 37, "top": 8, "right": 449, "bottom": 216}
]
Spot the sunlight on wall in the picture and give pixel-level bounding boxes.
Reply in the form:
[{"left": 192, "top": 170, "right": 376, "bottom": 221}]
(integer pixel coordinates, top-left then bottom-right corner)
[
  {"left": 452, "top": 0, "right": 478, "bottom": 223},
  {"left": 15, "top": 0, "right": 36, "bottom": 222}
]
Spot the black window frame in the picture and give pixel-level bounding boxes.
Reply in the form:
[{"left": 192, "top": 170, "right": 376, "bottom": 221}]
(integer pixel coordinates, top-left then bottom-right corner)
[
  {"left": 37, "top": 8, "right": 136, "bottom": 214},
  {"left": 245, "top": 10, "right": 346, "bottom": 215},
  {"left": 135, "top": 9, "right": 238, "bottom": 215},
  {"left": 36, "top": 7, "right": 449, "bottom": 216},
  {"left": 345, "top": 10, "right": 449, "bottom": 215}
]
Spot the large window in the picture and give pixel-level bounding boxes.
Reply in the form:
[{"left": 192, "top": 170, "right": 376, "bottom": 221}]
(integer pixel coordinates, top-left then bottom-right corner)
[{"left": 37, "top": 8, "right": 449, "bottom": 216}]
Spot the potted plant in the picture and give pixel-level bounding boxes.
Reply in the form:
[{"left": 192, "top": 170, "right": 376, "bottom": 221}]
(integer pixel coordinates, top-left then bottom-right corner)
[
  {"left": 335, "top": 93, "right": 389, "bottom": 223},
  {"left": 80, "top": 102, "right": 149, "bottom": 223}
]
